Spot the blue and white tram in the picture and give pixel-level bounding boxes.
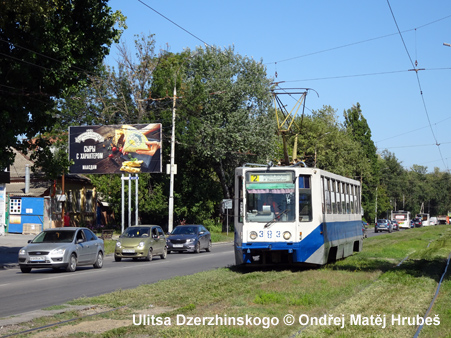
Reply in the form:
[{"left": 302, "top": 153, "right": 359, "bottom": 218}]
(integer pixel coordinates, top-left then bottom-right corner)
[{"left": 234, "top": 164, "right": 363, "bottom": 266}]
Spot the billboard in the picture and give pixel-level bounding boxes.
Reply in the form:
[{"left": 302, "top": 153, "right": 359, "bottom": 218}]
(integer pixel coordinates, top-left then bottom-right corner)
[{"left": 69, "top": 124, "right": 162, "bottom": 174}]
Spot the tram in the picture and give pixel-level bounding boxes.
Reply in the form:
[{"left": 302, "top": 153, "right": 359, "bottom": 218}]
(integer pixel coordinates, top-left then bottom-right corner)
[{"left": 234, "top": 163, "right": 363, "bottom": 266}]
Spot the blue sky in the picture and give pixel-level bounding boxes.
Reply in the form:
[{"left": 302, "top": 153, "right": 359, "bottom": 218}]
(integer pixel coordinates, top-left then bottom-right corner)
[{"left": 107, "top": 0, "right": 451, "bottom": 173}]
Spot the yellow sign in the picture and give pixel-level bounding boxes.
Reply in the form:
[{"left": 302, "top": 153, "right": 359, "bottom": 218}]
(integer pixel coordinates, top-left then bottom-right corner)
[{"left": 250, "top": 175, "right": 259, "bottom": 182}]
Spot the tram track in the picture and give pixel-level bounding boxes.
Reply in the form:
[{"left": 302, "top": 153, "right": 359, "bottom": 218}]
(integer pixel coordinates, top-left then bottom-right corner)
[{"left": 291, "top": 233, "right": 451, "bottom": 338}]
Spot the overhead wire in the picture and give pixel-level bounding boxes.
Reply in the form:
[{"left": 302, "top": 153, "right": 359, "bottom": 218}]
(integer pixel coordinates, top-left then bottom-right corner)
[
  {"left": 137, "top": 0, "right": 212, "bottom": 48},
  {"left": 386, "top": 0, "right": 448, "bottom": 172}
]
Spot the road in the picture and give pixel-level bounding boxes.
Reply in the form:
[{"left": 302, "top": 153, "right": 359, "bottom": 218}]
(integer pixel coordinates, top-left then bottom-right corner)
[
  {"left": 0, "top": 229, "right": 396, "bottom": 319},
  {"left": 0, "top": 242, "right": 235, "bottom": 318}
]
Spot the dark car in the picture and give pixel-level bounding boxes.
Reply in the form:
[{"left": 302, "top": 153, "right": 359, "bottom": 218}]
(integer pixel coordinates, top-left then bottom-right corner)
[
  {"left": 166, "top": 225, "right": 212, "bottom": 253},
  {"left": 413, "top": 217, "right": 422, "bottom": 228},
  {"left": 375, "top": 219, "right": 392, "bottom": 233},
  {"left": 18, "top": 227, "right": 104, "bottom": 273},
  {"left": 390, "top": 220, "right": 400, "bottom": 231},
  {"left": 115, "top": 225, "right": 167, "bottom": 262}
]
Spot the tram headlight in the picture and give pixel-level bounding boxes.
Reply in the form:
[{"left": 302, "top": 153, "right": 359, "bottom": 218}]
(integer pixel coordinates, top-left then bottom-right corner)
[
  {"left": 283, "top": 231, "right": 291, "bottom": 240},
  {"left": 249, "top": 231, "right": 258, "bottom": 240}
]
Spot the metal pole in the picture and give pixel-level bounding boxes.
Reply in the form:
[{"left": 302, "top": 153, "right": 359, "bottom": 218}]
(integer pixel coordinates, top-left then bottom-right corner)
[
  {"left": 168, "top": 84, "right": 177, "bottom": 233},
  {"left": 226, "top": 208, "right": 229, "bottom": 236},
  {"left": 128, "top": 173, "right": 131, "bottom": 227},
  {"left": 135, "top": 174, "right": 139, "bottom": 225},
  {"left": 121, "top": 174, "right": 124, "bottom": 233}
]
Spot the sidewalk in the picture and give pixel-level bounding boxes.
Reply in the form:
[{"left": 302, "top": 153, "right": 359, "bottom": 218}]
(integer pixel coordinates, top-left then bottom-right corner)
[{"left": 0, "top": 233, "right": 36, "bottom": 268}]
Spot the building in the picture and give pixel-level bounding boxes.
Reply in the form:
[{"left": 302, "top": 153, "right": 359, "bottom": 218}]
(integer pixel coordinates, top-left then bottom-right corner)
[{"left": 4, "top": 148, "right": 97, "bottom": 233}]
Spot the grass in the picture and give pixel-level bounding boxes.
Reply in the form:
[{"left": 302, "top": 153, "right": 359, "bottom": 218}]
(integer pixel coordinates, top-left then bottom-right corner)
[{"left": 5, "top": 225, "right": 451, "bottom": 337}]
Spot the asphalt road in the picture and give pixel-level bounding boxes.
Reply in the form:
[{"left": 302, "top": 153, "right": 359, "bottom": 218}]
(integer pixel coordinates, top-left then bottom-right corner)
[{"left": 0, "top": 242, "right": 235, "bottom": 318}]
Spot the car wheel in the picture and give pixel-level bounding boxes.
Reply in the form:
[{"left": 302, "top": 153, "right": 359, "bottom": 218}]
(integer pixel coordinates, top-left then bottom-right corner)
[
  {"left": 20, "top": 267, "right": 31, "bottom": 273},
  {"left": 66, "top": 254, "right": 77, "bottom": 272},
  {"left": 114, "top": 255, "right": 122, "bottom": 262},
  {"left": 145, "top": 248, "right": 153, "bottom": 261},
  {"left": 160, "top": 247, "right": 167, "bottom": 259},
  {"left": 195, "top": 242, "right": 200, "bottom": 254},
  {"left": 93, "top": 251, "right": 103, "bottom": 269},
  {"left": 206, "top": 240, "right": 212, "bottom": 252}
]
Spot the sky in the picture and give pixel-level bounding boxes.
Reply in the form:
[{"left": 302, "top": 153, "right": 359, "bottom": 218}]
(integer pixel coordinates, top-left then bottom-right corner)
[{"left": 106, "top": 0, "right": 451, "bottom": 173}]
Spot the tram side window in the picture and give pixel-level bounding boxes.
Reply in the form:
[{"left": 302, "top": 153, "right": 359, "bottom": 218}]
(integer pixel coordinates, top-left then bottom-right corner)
[
  {"left": 350, "top": 185, "right": 355, "bottom": 214},
  {"left": 330, "top": 180, "right": 336, "bottom": 214},
  {"left": 346, "top": 184, "right": 351, "bottom": 214},
  {"left": 299, "top": 175, "right": 312, "bottom": 222},
  {"left": 324, "top": 177, "right": 332, "bottom": 214}
]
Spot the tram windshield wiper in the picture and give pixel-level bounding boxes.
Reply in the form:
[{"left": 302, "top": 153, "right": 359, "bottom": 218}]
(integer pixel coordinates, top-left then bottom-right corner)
[{"left": 264, "top": 209, "right": 289, "bottom": 228}]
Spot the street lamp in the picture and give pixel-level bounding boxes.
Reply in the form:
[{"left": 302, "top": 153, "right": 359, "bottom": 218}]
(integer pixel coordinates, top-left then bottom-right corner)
[
  {"left": 168, "top": 51, "right": 198, "bottom": 233},
  {"left": 314, "top": 132, "right": 331, "bottom": 167}
]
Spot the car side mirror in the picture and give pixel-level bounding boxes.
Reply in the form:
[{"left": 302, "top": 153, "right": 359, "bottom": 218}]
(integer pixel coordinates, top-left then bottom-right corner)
[
  {"left": 199, "top": 231, "right": 205, "bottom": 235},
  {"left": 28, "top": 240, "right": 32, "bottom": 243},
  {"left": 76, "top": 238, "right": 84, "bottom": 244}
]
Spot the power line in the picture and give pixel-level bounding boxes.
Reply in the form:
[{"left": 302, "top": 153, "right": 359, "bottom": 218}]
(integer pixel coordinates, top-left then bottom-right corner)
[
  {"left": 137, "top": 0, "right": 212, "bottom": 48},
  {"left": 386, "top": 0, "right": 448, "bottom": 172},
  {"left": 265, "top": 14, "right": 451, "bottom": 65}
]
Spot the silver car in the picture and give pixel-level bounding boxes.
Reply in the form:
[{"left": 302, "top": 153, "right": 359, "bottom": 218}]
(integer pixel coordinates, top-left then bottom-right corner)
[{"left": 18, "top": 227, "right": 104, "bottom": 273}]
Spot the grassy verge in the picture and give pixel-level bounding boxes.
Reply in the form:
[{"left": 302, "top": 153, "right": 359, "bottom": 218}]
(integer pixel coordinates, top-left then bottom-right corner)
[{"left": 5, "top": 226, "right": 451, "bottom": 337}]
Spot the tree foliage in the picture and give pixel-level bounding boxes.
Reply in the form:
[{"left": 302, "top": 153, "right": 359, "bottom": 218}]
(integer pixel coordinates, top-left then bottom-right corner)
[{"left": 0, "top": 0, "right": 122, "bottom": 169}]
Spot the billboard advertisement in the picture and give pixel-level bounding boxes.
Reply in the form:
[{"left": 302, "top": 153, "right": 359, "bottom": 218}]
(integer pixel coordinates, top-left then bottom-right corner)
[{"left": 69, "top": 123, "right": 162, "bottom": 174}]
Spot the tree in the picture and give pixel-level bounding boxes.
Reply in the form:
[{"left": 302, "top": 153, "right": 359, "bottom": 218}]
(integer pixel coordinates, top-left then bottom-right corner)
[
  {"left": 151, "top": 46, "right": 277, "bottom": 228},
  {"left": 0, "top": 0, "right": 123, "bottom": 169},
  {"left": 343, "top": 103, "right": 378, "bottom": 222}
]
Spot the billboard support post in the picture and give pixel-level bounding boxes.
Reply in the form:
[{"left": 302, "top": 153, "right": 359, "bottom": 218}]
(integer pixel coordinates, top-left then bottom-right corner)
[
  {"left": 121, "top": 174, "right": 125, "bottom": 233},
  {"left": 128, "top": 174, "right": 131, "bottom": 228},
  {"left": 135, "top": 174, "right": 139, "bottom": 225}
]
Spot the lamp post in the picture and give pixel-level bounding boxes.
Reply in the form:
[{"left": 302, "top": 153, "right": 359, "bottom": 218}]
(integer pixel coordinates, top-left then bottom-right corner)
[
  {"left": 314, "top": 132, "right": 331, "bottom": 167},
  {"left": 168, "top": 51, "right": 198, "bottom": 233},
  {"left": 168, "top": 82, "right": 177, "bottom": 233}
]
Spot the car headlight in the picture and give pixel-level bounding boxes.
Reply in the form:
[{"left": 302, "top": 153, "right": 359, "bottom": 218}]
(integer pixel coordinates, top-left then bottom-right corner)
[
  {"left": 283, "top": 231, "right": 291, "bottom": 240},
  {"left": 19, "top": 249, "right": 26, "bottom": 255},
  {"left": 249, "top": 231, "right": 257, "bottom": 240},
  {"left": 50, "top": 248, "right": 65, "bottom": 256},
  {"left": 116, "top": 241, "right": 122, "bottom": 248},
  {"left": 187, "top": 238, "right": 195, "bottom": 243},
  {"left": 137, "top": 241, "right": 145, "bottom": 249}
]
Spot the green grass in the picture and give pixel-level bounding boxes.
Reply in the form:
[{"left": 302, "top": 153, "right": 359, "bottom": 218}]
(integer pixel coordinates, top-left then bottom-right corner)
[{"left": 4, "top": 225, "right": 451, "bottom": 337}]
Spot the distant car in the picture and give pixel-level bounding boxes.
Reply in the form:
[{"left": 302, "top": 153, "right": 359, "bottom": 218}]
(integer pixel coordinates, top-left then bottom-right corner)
[
  {"left": 114, "top": 225, "right": 167, "bottom": 262},
  {"left": 375, "top": 219, "right": 392, "bottom": 233},
  {"left": 413, "top": 218, "right": 422, "bottom": 228},
  {"left": 390, "top": 220, "right": 400, "bottom": 231},
  {"left": 410, "top": 220, "right": 414, "bottom": 228},
  {"left": 166, "top": 224, "right": 212, "bottom": 253},
  {"left": 18, "top": 227, "right": 104, "bottom": 273},
  {"left": 362, "top": 221, "right": 368, "bottom": 239}
]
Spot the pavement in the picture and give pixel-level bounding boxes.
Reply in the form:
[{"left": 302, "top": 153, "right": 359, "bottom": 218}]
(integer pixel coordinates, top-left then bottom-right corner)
[{"left": 0, "top": 233, "right": 37, "bottom": 269}]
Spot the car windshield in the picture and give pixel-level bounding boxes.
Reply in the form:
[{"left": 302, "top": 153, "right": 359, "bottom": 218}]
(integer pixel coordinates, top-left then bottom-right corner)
[
  {"left": 172, "top": 226, "right": 198, "bottom": 235},
  {"left": 377, "top": 219, "right": 386, "bottom": 223},
  {"left": 32, "top": 230, "right": 76, "bottom": 243},
  {"left": 122, "top": 227, "right": 151, "bottom": 238}
]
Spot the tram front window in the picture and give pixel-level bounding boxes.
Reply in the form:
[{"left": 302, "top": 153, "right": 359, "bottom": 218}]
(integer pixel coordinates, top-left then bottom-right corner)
[{"left": 245, "top": 191, "right": 295, "bottom": 222}]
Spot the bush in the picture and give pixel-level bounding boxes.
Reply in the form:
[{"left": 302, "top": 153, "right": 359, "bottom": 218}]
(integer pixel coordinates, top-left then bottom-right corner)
[{"left": 203, "top": 218, "right": 222, "bottom": 233}]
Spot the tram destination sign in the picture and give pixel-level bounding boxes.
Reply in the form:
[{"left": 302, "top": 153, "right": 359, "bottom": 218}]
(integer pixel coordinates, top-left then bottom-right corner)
[
  {"left": 248, "top": 172, "right": 293, "bottom": 183},
  {"left": 69, "top": 124, "right": 162, "bottom": 174}
]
